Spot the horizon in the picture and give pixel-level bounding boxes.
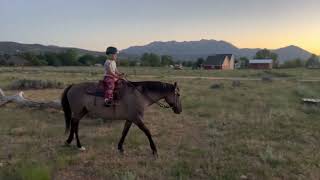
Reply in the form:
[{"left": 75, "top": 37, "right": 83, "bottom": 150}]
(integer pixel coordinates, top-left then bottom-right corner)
[
  {"left": 0, "top": 0, "right": 319, "bottom": 54},
  {"left": 2, "top": 39, "right": 318, "bottom": 56}
]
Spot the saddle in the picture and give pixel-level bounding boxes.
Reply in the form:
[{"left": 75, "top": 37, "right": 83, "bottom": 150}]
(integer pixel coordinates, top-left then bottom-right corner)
[{"left": 86, "top": 80, "right": 126, "bottom": 101}]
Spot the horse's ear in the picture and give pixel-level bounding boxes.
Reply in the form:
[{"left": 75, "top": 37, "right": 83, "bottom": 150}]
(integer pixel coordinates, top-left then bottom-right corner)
[{"left": 174, "top": 82, "right": 177, "bottom": 87}]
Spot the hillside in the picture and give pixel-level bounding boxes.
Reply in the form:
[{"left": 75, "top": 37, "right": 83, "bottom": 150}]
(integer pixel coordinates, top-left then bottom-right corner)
[{"left": 0, "top": 41, "right": 103, "bottom": 56}]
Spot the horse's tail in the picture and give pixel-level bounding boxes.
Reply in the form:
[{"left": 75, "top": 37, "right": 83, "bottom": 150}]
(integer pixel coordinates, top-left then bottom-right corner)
[{"left": 61, "top": 84, "right": 73, "bottom": 134}]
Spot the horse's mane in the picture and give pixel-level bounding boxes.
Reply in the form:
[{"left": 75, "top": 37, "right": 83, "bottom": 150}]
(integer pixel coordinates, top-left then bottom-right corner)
[{"left": 130, "top": 81, "right": 175, "bottom": 94}]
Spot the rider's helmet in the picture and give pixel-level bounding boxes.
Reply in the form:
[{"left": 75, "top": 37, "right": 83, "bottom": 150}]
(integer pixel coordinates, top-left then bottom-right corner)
[{"left": 106, "top": 46, "right": 118, "bottom": 55}]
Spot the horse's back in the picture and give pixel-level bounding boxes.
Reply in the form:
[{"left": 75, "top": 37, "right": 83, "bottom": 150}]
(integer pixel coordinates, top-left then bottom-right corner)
[{"left": 67, "top": 81, "right": 132, "bottom": 120}]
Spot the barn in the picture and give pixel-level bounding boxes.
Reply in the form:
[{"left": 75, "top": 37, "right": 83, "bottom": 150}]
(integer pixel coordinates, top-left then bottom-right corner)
[
  {"left": 202, "top": 54, "right": 235, "bottom": 70},
  {"left": 249, "top": 59, "right": 273, "bottom": 69}
]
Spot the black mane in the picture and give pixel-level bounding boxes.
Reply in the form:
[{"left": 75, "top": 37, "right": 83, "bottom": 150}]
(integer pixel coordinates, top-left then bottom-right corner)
[{"left": 130, "top": 81, "right": 175, "bottom": 94}]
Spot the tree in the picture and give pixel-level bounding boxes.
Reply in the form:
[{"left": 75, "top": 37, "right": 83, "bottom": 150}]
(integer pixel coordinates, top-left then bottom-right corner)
[
  {"left": 254, "top": 49, "right": 279, "bottom": 67},
  {"left": 118, "top": 59, "right": 130, "bottom": 66},
  {"left": 21, "top": 52, "right": 47, "bottom": 66},
  {"left": 239, "top": 57, "right": 249, "bottom": 69},
  {"left": 281, "top": 58, "right": 304, "bottom": 68},
  {"left": 180, "top": 61, "right": 193, "bottom": 67},
  {"left": 129, "top": 60, "right": 137, "bottom": 67},
  {"left": 44, "top": 52, "right": 61, "bottom": 66},
  {"left": 305, "top": 54, "right": 320, "bottom": 68},
  {"left": 78, "top": 54, "right": 96, "bottom": 66},
  {"left": 194, "top": 58, "right": 204, "bottom": 68},
  {"left": 0, "top": 59, "right": 7, "bottom": 66},
  {"left": 96, "top": 55, "right": 107, "bottom": 65},
  {"left": 59, "top": 49, "right": 79, "bottom": 66},
  {"left": 0, "top": 55, "right": 7, "bottom": 66},
  {"left": 141, "top": 53, "right": 161, "bottom": 66},
  {"left": 141, "top": 53, "right": 150, "bottom": 66},
  {"left": 4, "top": 54, "right": 11, "bottom": 60},
  {"left": 161, "top": 55, "right": 174, "bottom": 66}
]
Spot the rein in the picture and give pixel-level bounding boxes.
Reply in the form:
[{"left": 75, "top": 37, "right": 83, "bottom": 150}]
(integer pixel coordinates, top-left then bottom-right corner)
[{"left": 122, "top": 77, "right": 172, "bottom": 109}]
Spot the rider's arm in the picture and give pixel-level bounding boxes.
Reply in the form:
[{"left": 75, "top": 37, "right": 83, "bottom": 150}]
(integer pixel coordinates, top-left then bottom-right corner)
[{"left": 115, "top": 69, "right": 122, "bottom": 76}]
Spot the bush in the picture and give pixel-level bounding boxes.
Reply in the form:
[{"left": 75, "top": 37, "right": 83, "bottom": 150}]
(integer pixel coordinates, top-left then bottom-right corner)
[
  {"left": 9, "top": 79, "right": 64, "bottom": 90},
  {"left": 281, "top": 59, "right": 304, "bottom": 68},
  {"left": 20, "top": 52, "right": 48, "bottom": 66}
]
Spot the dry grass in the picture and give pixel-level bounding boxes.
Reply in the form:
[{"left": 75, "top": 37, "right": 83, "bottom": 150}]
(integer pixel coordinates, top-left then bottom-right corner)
[{"left": 0, "top": 67, "right": 320, "bottom": 179}]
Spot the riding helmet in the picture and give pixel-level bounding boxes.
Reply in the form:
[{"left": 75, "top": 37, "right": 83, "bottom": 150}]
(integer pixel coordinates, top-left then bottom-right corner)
[{"left": 106, "top": 46, "right": 118, "bottom": 55}]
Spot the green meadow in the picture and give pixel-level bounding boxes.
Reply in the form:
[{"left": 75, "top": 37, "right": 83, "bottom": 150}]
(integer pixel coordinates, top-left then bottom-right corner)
[{"left": 0, "top": 66, "right": 319, "bottom": 180}]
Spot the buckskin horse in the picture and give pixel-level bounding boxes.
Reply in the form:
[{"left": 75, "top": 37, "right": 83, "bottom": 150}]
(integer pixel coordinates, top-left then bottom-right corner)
[{"left": 61, "top": 80, "right": 182, "bottom": 156}]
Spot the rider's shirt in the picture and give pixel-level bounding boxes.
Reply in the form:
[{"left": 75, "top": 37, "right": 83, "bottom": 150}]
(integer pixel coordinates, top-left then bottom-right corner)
[{"left": 104, "top": 59, "right": 117, "bottom": 76}]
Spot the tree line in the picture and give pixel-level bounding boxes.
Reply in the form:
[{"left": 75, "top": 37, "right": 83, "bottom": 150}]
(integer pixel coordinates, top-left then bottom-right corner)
[
  {"left": 0, "top": 50, "right": 200, "bottom": 67},
  {"left": 0, "top": 49, "right": 106, "bottom": 66},
  {"left": 236, "top": 49, "right": 320, "bottom": 69},
  {"left": 0, "top": 49, "right": 319, "bottom": 68}
]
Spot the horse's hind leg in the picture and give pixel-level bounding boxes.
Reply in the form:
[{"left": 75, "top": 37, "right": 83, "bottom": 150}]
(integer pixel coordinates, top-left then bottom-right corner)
[
  {"left": 118, "top": 120, "right": 132, "bottom": 154},
  {"left": 65, "top": 123, "right": 75, "bottom": 145},
  {"left": 74, "top": 118, "right": 85, "bottom": 151},
  {"left": 74, "top": 109, "right": 88, "bottom": 151},
  {"left": 65, "top": 108, "right": 87, "bottom": 151}
]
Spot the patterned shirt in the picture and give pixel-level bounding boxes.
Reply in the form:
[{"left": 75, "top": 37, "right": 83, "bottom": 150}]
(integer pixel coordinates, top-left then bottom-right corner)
[{"left": 104, "top": 59, "right": 117, "bottom": 76}]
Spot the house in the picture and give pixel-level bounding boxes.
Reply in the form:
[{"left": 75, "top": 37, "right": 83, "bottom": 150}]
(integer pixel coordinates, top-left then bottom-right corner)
[
  {"left": 249, "top": 59, "right": 273, "bottom": 69},
  {"left": 202, "top": 54, "right": 235, "bottom": 70}
]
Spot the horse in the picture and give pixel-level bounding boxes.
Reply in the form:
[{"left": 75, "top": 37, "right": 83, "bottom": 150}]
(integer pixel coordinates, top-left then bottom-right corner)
[{"left": 61, "top": 80, "right": 182, "bottom": 156}]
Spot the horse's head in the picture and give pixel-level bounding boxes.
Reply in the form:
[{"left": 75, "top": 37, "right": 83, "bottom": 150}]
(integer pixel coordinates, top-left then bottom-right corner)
[{"left": 165, "top": 82, "right": 182, "bottom": 114}]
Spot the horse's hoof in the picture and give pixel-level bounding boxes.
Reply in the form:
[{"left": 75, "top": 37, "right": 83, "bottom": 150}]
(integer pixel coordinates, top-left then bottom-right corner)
[
  {"left": 64, "top": 141, "right": 71, "bottom": 147},
  {"left": 78, "top": 146, "right": 86, "bottom": 151},
  {"left": 118, "top": 149, "right": 124, "bottom": 154},
  {"left": 153, "top": 151, "right": 158, "bottom": 159}
]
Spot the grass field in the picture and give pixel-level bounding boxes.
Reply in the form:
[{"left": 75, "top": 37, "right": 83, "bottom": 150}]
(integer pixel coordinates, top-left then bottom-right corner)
[{"left": 0, "top": 66, "right": 320, "bottom": 180}]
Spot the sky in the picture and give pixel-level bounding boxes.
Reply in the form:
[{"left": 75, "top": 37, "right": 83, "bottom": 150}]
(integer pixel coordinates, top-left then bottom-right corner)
[{"left": 0, "top": 0, "right": 319, "bottom": 54}]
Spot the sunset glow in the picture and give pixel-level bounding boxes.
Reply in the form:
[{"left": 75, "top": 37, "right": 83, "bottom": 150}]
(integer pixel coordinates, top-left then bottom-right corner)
[{"left": 0, "top": 0, "right": 319, "bottom": 54}]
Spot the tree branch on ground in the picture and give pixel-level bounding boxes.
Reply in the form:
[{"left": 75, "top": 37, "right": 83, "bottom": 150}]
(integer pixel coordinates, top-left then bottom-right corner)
[{"left": 0, "top": 88, "right": 61, "bottom": 109}]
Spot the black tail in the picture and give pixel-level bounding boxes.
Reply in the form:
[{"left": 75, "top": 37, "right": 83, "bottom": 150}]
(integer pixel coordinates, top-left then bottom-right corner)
[{"left": 61, "top": 84, "right": 73, "bottom": 134}]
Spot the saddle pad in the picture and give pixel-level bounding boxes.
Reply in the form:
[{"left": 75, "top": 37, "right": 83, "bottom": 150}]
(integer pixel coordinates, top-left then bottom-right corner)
[
  {"left": 86, "top": 84, "right": 105, "bottom": 97},
  {"left": 86, "top": 80, "right": 126, "bottom": 98},
  {"left": 86, "top": 90, "right": 105, "bottom": 97}
]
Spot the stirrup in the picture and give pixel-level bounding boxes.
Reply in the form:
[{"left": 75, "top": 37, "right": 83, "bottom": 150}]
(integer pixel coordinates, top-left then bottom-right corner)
[{"left": 104, "top": 99, "right": 112, "bottom": 107}]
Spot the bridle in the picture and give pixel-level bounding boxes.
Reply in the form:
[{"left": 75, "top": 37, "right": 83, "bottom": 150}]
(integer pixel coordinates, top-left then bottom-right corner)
[
  {"left": 167, "top": 88, "right": 180, "bottom": 109},
  {"left": 123, "top": 77, "right": 178, "bottom": 109}
]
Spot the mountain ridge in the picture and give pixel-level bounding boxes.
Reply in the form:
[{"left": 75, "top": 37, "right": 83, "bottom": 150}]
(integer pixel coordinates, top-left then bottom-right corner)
[
  {"left": 0, "top": 40, "right": 314, "bottom": 63},
  {"left": 121, "top": 39, "right": 313, "bottom": 63}
]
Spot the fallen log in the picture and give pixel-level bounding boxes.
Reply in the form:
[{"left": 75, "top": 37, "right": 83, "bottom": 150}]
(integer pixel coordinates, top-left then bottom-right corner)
[
  {"left": 302, "top": 98, "right": 320, "bottom": 105},
  {"left": 0, "top": 88, "right": 61, "bottom": 109}
]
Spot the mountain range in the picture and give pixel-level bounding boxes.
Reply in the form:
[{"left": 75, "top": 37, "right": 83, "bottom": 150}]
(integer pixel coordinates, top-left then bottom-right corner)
[
  {"left": 121, "top": 39, "right": 313, "bottom": 63},
  {"left": 0, "top": 40, "right": 314, "bottom": 63}
]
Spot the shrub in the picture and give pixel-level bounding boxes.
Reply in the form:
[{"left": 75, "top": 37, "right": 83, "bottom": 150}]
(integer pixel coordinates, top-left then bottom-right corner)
[{"left": 9, "top": 79, "right": 64, "bottom": 90}]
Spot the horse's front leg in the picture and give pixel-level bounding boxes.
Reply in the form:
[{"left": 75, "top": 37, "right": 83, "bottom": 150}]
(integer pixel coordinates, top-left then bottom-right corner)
[
  {"left": 118, "top": 120, "right": 132, "bottom": 154},
  {"left": 133, "top": 117, "right": 158, "bottom": 157}
]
